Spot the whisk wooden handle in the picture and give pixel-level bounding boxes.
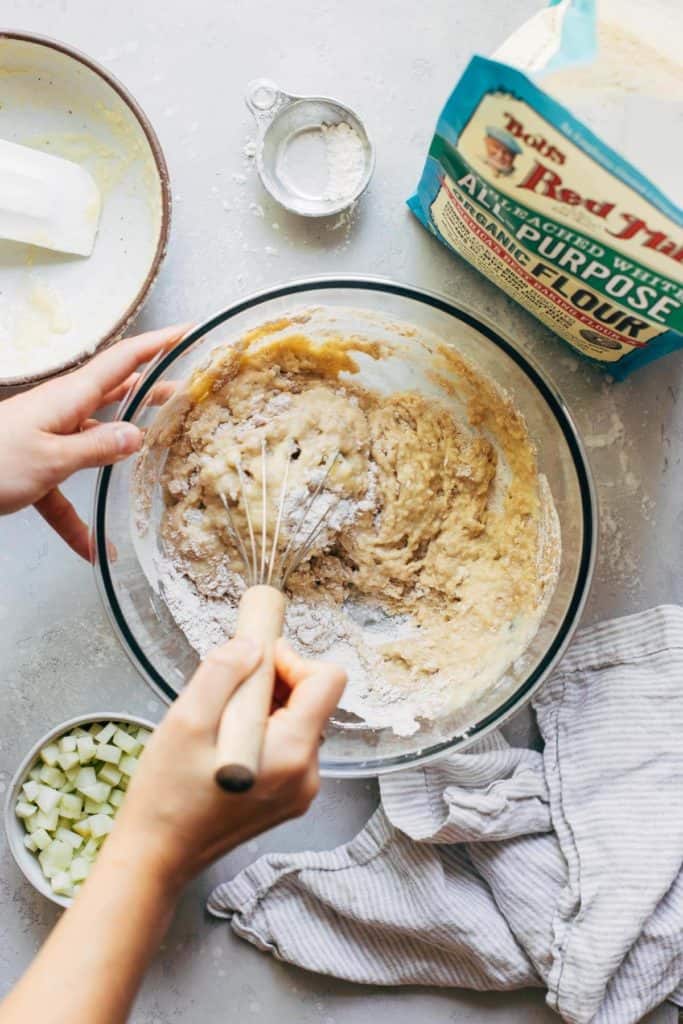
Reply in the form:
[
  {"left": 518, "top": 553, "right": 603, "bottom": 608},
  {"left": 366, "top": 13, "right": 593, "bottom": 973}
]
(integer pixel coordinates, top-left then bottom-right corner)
[{"left": 214, "top": 584, "right": 286, "bottom": 793}]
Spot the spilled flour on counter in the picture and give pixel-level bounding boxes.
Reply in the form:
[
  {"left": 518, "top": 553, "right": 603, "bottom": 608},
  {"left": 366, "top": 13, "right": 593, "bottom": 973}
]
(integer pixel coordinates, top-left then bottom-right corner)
[{"left": 135, "top": 317, "right": 561, "bottom": 737}]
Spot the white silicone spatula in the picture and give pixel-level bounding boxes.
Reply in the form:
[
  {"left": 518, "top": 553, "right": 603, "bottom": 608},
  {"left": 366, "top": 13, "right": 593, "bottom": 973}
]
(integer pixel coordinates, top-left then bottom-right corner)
[{"left": 0, "top": 138, "right": 101, "bottom": 256}]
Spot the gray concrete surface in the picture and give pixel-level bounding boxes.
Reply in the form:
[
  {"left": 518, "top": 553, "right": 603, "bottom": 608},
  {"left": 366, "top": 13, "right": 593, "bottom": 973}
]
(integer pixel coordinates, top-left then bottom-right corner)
[{"left": 0, "top": 1, "right": 680, "bottom": 1021}]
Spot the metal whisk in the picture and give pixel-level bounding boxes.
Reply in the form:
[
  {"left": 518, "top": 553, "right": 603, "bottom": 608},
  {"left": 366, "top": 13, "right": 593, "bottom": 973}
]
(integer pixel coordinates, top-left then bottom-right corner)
[{"left": 214, "top": 441, "right": 339, "bottom": 793}]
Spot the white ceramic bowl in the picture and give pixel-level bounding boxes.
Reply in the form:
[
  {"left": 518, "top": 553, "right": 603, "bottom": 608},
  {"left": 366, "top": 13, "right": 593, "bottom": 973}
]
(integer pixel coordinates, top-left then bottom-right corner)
[
  {"left": 0, "top": 32, "right": 171, "bottom": 388},
  {"left": 4, "top": 712, "right": 154, "bottom": 908}
]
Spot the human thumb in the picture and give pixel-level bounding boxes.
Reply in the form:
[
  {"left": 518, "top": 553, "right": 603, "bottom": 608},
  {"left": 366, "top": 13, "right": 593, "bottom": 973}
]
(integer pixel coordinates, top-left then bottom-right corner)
[{"left": 55, "top": 421, "right": 142, "bottom": 477}]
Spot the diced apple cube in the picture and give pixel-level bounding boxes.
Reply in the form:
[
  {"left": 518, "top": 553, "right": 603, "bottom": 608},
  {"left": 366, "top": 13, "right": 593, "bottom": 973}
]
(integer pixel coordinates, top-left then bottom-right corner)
[
  {"left": 93, "top": 722, "right": 117, "bottom": 745},
  {"left": 32, "top": 807, "right": 59, "bottom": 832},
  {"left": 70, "top": 857, "right": 91, "bottom": 883},
  {"left": 82, "top": 838, "right": 99, "bottom": 859},
  {"left": 57, "top": 751, "right": 79, "bottom": 772},
  {"left": 76, "top": 736, "right": 97, "bottom": 764},
  {"left": 51, "top": 871, "right": 74, "bottom": 897},
  {"left": 95, "top": 744, "right": 121, "bottom": 765},
  {"left": 89, "top": 814, "right": 113, "bottom": 839},
  {"left": 72, "top": 727, "right": 88, "bottom": 738},
  {"left": 76, "top": 767, "right": 97, "bottom": 792},
  {"left": 109, "top": 788, "right": 125, "bottom": 808},
  {"left": 28, "top": 767, "right": 42, "bottom": 782},
  {"left": 98, "top": 802, "right": 114, "bottom": 816},
  {"left": 23, "top": 833, "right": 38, "bottom": 852},
  {"left": 32, "top": 828, "right": 51, "bottom": 851},
  {"left": 58, "top": 735, "right": 77, "bottom": 753},
  {"left": 98, "top": 765, "right": 122, "bottom": 787},
  {"left": 40, "top": 765, "right": 66, "bottom": 789},
  {"left": 36, "top": 786, "right": 61, "bottom": 815},
  {"left": 22, "top": 780, "right": 41, "bottom": 803},
  {"left": 81, "top": 782, "right": 111, "bottom": 804},
  {"left": 135, "top": 728, "right": 151, "bottom": 747},
  {"left": 119, "top": 755, "right": 139, "bottom": 777},
  {"left": 113, "top": 729, "right": 139, "bottom": 754},
  {"left": 59, "top": 793, "right": 83, "bottom": 819},
  {"left": 72, "top": 819, "right": 91, "bottom": 839},
  {"left": 39, "top": 743, "right": 60, "bottom": 767},
  {"left": 38, "top": 851, "right": 59, "bottom": 879},
  {"left": 56, "top": 827, "right": 83, "bottom": 851},
  {"left": 44, "top": 839, "right": 72, "bottom": 870},
  {"left": 15, "top": 800, "right": 37, "bottom": 819}
]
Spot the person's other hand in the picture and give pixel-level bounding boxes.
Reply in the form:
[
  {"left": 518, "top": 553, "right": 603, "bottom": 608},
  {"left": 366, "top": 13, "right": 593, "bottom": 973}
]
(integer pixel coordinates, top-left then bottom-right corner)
[
  {"left": 0, "top": 325, "right": 188, "bottom": 559},
  {"left": 109, "top": 638, "right": 347, "bottom": 890}
]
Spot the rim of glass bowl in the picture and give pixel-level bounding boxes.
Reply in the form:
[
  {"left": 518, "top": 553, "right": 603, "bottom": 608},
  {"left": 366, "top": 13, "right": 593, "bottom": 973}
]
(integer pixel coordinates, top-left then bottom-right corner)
[{"left": 92, "top": 276, "right": 597, "bottom": 778}]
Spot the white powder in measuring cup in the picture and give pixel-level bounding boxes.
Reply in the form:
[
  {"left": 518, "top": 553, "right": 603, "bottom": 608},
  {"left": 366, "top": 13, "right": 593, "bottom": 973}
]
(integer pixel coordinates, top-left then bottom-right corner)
[
  {"left": 321, "top": 122, "right": 366, "bottom": 200},
  {"left": 280, "top": 121, "right": 366, "bottom": 202}
]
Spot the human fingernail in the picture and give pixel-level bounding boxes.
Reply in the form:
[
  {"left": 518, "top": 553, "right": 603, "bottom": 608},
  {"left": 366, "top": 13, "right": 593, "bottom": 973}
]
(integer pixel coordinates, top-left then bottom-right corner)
[{"left": 114, "top": 423, "right": 142, "bottom": 454}]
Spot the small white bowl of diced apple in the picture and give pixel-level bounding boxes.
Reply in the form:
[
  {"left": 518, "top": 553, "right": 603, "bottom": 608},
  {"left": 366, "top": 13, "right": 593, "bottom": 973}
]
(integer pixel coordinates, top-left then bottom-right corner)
[{"left": 4, "top": 714, "right": 154, "bottom": 908}]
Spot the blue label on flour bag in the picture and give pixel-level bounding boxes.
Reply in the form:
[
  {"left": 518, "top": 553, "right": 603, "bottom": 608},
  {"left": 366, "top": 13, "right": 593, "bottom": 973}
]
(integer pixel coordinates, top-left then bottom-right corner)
[{"left": 408, "top": 54, "right": 683, "bottom": 378}]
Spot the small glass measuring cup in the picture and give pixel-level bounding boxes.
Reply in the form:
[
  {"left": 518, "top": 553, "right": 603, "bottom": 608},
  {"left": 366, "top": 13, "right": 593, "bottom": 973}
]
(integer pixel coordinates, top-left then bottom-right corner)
[{"left": 245, "top": 78, "right": 375, "bottom": 217}]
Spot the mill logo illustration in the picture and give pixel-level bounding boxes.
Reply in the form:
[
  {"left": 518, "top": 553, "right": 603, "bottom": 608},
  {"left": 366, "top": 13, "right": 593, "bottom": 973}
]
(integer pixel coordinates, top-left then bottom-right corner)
[{"left": 483, "top": 125, "right": 522, "bottom": 177}]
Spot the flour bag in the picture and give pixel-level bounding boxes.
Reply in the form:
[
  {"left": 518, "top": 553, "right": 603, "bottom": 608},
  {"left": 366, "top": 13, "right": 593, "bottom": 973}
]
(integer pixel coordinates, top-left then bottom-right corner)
[{"left": 409, "top": 0, "right": 683, "bottom": 377}]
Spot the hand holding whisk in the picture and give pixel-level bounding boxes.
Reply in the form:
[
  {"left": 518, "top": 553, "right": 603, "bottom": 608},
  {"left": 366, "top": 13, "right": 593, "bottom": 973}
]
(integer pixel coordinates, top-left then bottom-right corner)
[{"left": 214, "top": 440, "right": 339, "bottom": 792}]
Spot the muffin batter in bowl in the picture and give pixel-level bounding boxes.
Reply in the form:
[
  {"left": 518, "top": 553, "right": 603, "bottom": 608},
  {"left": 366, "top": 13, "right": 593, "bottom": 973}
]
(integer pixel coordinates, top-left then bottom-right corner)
[{"left": 137, "top": 314, "right": 560, "bottom": 736}]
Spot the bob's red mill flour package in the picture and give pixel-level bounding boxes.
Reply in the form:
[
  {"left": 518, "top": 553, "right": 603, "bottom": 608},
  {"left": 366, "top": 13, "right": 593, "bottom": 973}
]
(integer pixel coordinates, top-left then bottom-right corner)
[{"left": 409, "top": 0, "right": 682, "bottom": 378}]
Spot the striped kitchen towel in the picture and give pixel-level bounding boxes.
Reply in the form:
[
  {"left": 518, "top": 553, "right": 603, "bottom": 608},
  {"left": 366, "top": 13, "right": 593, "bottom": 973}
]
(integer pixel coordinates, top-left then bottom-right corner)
[{"left": 208, "top": 605, "right": 683, "bottom": 1023}]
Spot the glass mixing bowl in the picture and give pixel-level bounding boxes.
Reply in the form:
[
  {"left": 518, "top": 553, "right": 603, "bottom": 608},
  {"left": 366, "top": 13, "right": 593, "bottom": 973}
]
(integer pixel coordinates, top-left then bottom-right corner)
[{"left": 93, "top": 278, "right": 596, "bottom": 776}]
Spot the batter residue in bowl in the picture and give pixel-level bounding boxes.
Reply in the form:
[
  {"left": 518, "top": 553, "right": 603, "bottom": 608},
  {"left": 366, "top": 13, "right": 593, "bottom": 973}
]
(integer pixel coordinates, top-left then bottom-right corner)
[{"left": 138, "top": 323, "right": 560, "bottom": 736}]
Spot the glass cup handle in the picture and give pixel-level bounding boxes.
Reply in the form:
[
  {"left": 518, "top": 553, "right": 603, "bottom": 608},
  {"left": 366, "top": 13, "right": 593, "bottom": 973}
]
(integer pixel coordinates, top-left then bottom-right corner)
[{"left": 245, "top": 78, "right": 291, "bottom": 129}]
